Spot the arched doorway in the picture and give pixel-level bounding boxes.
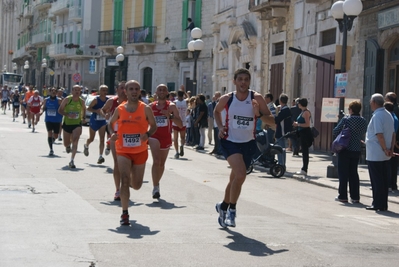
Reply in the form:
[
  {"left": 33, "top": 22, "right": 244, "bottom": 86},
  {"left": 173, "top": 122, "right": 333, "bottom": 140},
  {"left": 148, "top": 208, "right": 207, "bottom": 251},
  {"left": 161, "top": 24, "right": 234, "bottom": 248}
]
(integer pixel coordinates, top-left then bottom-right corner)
[
  {"left": 388, "top": 39, "right": 399, "bottom": 95},
  {"left": 143, "top": 67, "right": 153, "bottom": 93}
]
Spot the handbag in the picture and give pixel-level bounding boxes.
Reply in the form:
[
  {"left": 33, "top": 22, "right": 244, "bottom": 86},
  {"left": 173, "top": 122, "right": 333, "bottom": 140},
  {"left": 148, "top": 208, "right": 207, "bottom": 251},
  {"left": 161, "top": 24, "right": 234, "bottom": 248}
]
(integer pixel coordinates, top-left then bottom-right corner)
[
  {"left": 331, "top": 121, "right": 351, "bottom": 153},
  {"left": 311, "top": 127, "right": 319, "bottom": 138}
]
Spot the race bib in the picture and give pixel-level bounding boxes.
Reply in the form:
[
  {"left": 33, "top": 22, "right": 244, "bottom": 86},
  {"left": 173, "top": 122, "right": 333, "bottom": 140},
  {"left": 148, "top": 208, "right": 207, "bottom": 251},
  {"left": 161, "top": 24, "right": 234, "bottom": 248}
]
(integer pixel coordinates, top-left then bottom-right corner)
[
  {"left": 47, "top": 110, "right": 57, "bottom": 116},
  {"left": 232, "top": 115, "right": 254, "bottom": 130},
  {"left": 155, "top": 116, "right": 168, "bottom": 127},
  {"left": 68, "top": 111, "right": 80, "bottom": 119},
  {"left": 32, "top": 102, "right": 40, "bottom": 107},
  {"left": 122, "top": 133, "right": 141, "bottom": 147},
  {"left": 96, "top": 113, "right": 105, "bottom": 120}
]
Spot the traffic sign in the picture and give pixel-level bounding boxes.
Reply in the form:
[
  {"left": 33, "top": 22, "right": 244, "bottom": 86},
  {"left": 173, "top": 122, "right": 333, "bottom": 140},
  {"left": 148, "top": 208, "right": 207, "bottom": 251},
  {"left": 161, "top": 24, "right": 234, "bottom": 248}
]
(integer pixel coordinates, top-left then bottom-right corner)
[{"left": 72, "top": 73, "right": 81, "bottom": 82}]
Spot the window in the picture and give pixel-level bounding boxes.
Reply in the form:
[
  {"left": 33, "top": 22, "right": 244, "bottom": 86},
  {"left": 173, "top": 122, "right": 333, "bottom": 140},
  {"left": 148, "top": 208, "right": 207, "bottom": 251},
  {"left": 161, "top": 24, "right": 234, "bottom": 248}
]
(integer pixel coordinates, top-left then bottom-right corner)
[
  {"left": 320, "top": 28, "right": 336, "bottom": 47},
  {"left": 273, "top": 42, "right": 284, "bottom": 56}
]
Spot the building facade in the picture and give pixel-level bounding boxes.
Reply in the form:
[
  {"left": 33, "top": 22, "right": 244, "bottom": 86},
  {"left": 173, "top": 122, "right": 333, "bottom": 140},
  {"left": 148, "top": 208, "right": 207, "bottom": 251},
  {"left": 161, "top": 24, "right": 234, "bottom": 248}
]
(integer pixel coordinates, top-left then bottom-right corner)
[{"left": 1, "top": 0, "right": 19, "bottom": 74}]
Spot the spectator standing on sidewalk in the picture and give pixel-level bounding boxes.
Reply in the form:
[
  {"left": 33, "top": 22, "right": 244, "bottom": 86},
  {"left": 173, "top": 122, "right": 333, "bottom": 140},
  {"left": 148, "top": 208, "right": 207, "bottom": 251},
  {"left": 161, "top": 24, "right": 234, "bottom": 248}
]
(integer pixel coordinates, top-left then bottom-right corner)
[
  {"left": 293, "top": 98, "right": 313, "bottom": 176},
  {"left": 385, "top": 92, "right": 399, "bottom": 192},
  {"left": 383, "top": 101, "right": 398, "bottom": 192},
  {"left": 365, "top": 93, "right": 395, "bottom": 211},
  {"left": 274, "top": 93, "right": 293, "bottom": 168},
  {"left": 290, "top": 98, "right": 302, "bottom": 156},
  {"left": 265, "top": 93, "right": 278, "bottom": 144},
  {"left": 207, "top": 95, "right": 214, "bottom": 146},
  {"left": 194, "top": 94, "right": 208, "bottom": 150},
  {"left": 333, "top": 100, "right": 367, "bottom": 203},
  {"left": 209, "top": 91, "right": 222, "bottom": 155},
  {"left": 214, "top": 68, "right": 274, "bottom": 228}
]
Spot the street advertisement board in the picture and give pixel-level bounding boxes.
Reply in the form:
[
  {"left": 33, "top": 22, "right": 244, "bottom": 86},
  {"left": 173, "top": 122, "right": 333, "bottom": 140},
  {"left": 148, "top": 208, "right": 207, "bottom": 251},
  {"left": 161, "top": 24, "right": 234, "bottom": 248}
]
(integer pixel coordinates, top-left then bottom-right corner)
[
  {"left": 321, "top": 98, "right": 340, "bottom": 122},
  {"left": 334, "top": 73, "right": 348, "bottom": 97}
]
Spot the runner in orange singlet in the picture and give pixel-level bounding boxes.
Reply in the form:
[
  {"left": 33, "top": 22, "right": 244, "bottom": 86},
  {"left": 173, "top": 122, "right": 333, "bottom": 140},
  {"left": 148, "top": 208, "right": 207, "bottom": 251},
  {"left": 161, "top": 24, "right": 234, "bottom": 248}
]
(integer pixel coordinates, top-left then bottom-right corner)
[
  {"left": 148, "top": 84, "right": 183, "bottom": 199},
  {"left": 24, "top": 85, "right": 35, "bottom": 128},
  {"left": 108, "top": 80, "right": 157, "bottom": 226}
]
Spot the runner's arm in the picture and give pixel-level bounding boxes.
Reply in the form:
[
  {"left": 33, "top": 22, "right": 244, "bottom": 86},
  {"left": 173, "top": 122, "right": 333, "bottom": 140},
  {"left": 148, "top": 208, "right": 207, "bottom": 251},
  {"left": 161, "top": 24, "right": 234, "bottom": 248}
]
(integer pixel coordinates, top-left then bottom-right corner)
[
  {"left": 108, "top": 108, "right": 119, "bottom": 137},
  {"left": 144, "top": 105, "right": 157, "bottom": 140},
  {"left": 169, "top": 104, "right": 183, "bottom": 128},
  {"left": 254, "top": 94, "right": 274, "bottom": 125},
  {"left": 58, "top": 98, "right": 68, "bottom": 116},
  {"left": 214, "top": 94, "right": 229, "bottom": 138}
]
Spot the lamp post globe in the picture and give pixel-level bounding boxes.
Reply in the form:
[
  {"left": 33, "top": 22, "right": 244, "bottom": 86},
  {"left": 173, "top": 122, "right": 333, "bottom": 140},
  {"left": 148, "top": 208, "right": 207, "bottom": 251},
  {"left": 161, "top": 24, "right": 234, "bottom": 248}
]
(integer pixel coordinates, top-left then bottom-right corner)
[
  {"left": 116, "top": 53, "right": 125, "bottom": 63},
  {"left": 331, "top": 0, "right": 344, "bottom": 20},
  {"left": 116, "top": 46, "right": 124, "bottom": 54},
  {"left": 188, "top": 40, "right": 195, "bottom": 51},
  {"left": 191, "top": 27, "right": 202, "bottom": 39},
  {"left": 343, "top": 0, "right": 363, "bottom": 16},
  {"left": 193, "top": 39, "right": 204, "bottom": 51}
]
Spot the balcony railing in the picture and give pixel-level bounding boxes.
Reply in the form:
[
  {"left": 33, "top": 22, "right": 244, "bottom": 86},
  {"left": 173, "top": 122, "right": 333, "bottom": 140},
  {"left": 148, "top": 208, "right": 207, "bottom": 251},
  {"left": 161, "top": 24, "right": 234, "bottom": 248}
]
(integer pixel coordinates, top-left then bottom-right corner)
[
  {"left": 34, "top": 0, "right": 52, "bottom": 11},
  {"left": 127, "top": 26, "right": 157, "bottom": 44},
  {"left": 23, "top": 5, "right": 33, "bottom": 18},
  {"left": 50, "top": 0, "right": 69, "bottom": 15},
  {"left": 98, "top": 30, "right": 125, "bottom": 46},
  {"left": 248, "top": 0, "right": 291, "bottom": 12},
  {"left": 49, "top": 43, "right": 67, "bottom": 57},
  {"left": 69, "top": 5, "right": 82, "bottom": 22},
  {"left": 32, "top": 33, "right": 52, "bottom": 45}
]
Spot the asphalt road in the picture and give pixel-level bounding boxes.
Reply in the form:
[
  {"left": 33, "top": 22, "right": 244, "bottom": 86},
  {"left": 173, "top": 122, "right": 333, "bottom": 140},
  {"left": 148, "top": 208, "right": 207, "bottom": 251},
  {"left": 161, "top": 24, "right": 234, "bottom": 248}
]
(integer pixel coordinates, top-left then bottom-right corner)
[{"left": 0, "top": 111, "right": 398, "bottom": 267}]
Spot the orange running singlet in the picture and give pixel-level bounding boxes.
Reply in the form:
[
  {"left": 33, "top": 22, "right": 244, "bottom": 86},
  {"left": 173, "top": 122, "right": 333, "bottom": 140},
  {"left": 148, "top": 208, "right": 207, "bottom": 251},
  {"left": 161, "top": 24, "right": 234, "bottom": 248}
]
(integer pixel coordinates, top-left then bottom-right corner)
[{"left": 115, "top": 102, "right": 148, "bottom": 154}]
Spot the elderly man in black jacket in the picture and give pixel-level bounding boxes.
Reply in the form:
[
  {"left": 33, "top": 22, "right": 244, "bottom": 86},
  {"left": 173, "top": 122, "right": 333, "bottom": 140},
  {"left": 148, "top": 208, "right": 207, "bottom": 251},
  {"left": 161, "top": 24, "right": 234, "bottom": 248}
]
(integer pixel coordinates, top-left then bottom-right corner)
[{"left": 275, "top": 94, "right": 293, "bottom": 167}]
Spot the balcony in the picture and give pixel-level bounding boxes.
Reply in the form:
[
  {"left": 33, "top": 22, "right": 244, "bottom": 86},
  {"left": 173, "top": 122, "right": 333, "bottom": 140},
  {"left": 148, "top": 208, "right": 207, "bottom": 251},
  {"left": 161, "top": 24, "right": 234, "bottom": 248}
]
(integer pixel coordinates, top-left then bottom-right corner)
[
  {"left": 65, "top": 45, "right": 100, "bottom": 59},
  {"left": 32, "top": 33, "right": 52, "bottom": 45},
  {"left": 23, "top": 5, "right": 33, "bottom": 18},
  {"left": 248, "top": 0, "right": 290, "bottom": 14},
  {"left": 49, "top": 43, "right": 67, "bottom": 58},
  {"left": 34, "top": 0, "right": 52, "bottom": 11},
  {"left": 69, "top": 5, "right": 82, "bottom": 23},
  {"left": 98, "top": 30, "right": 125, "bottom": 47},
  {"left": 127, "top": 26, "right": 157, "bottom": 44},
  {"left": 50, "top": 0, "right": 69, "bottom": 16}
]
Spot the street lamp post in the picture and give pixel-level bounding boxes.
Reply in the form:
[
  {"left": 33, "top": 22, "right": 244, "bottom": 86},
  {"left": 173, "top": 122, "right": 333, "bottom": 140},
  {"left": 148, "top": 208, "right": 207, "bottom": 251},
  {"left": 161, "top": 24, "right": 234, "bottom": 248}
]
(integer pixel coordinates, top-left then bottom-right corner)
[
  {"left": 188, "top": 27, "right": 204, "bottom": 96},
  {"left": 327, "top": 0, "right": 363, "bottom": 178},
  {"left": 116, "top": 46, "right": 125, "bottom": 84},
  {"left": 41, "top": 58, "right": 47, "bottom": 93},
  {"left": 12, "top": 63, "right": 17, "bottom": 74},
  {"left": 24, "top": 61, "right": 30, "bottom": 85}
]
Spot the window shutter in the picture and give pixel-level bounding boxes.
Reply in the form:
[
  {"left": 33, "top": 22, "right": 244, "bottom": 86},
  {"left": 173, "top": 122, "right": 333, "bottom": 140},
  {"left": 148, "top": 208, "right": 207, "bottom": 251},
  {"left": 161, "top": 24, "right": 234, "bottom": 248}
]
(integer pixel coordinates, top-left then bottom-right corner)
[{"left": 195, "top": 0, "right": 202, "bottom": 29}]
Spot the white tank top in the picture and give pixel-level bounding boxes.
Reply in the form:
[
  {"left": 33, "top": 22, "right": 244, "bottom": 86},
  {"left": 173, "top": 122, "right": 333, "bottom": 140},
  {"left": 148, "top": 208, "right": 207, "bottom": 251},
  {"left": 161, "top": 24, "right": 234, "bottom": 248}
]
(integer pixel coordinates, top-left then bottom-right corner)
[
  {"left": 173, "top": 99, "right": 187, "bottom": 127},
  {"left": 224, "top": 91, "right": 256, "bottom": 143}
]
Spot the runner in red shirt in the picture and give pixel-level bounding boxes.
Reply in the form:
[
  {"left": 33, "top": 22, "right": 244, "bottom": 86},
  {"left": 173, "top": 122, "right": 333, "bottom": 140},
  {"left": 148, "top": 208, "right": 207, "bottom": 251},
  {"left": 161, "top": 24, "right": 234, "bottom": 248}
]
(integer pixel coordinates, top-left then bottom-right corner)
[
  {"left": 27, "top": 90, "right": 44, "bottom": 132},
  {"left": 148, "top": 84, "right": 183, "bottom": 199}
]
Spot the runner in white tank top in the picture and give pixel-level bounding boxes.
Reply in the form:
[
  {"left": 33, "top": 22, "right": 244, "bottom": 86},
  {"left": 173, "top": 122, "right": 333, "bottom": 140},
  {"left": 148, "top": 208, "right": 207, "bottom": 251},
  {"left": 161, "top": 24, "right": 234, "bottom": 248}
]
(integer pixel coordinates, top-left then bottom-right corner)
[
  {"left": 213, "top": 68, "right": 275, "bottom": 228},
  {"left": 172, "top": 90, "right": 188, "bottom": 159}
]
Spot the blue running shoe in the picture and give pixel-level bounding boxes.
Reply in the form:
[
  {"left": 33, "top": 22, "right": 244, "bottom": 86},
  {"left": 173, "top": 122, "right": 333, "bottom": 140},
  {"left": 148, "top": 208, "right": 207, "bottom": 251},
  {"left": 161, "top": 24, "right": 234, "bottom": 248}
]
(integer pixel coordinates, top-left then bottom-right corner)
[
  {"left": 215, "top": 202, "right": 227, "bottom": 228},
  {"left": 225, "top": 209, "right": 236, "bottom": 227}
]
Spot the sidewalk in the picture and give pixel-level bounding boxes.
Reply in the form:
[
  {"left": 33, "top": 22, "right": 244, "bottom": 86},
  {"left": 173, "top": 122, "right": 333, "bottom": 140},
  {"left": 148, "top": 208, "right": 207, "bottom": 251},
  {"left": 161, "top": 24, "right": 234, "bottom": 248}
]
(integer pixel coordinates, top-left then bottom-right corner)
[{"left": 188, "top": 144, "right": 399, "bottom": 205}]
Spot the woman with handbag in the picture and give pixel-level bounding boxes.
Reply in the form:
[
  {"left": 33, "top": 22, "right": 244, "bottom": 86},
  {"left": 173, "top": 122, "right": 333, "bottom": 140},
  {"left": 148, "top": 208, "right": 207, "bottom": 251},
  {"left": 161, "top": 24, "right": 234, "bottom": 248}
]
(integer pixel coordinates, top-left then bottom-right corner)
[
  {"left": 333, "top": 100, "right": 367, "bottom": 203},
  {"left": 293, "top": 98, "right": 313, "bottom": 176}
]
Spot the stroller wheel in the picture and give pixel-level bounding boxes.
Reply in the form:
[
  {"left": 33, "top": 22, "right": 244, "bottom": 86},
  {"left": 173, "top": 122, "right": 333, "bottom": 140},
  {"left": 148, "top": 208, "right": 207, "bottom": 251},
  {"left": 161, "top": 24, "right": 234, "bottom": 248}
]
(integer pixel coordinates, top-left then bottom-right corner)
[
  {"left": 270, "top": 164, "right": 285, "bottom": 178},
  {"left": 246, "top": 164, "right": 254, "bottom": 175}
]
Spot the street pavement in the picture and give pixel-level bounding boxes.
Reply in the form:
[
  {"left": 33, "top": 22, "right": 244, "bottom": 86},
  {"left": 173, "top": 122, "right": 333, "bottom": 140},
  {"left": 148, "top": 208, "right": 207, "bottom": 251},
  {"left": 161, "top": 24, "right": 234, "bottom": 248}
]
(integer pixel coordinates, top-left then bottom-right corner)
[{"left": 1, "top": 111, "right": 399, "bottom": 267}]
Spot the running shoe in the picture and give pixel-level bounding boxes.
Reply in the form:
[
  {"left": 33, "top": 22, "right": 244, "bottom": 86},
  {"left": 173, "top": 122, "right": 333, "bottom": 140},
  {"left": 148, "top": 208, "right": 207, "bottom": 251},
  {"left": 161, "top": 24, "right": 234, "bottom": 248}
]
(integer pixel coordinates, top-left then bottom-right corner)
[
  {"left": 105, "top": 147, "right": 110, "bottom": 156},
  {"left": 215, "top": 202, "right": 227, "bottom": 228},
  {"left": 49, "top": 150, "right": 54, "bottom": 156},
  {"left": 225, "top": 209, "right": 236, "bottom": 227},
  {"left": 69, "top": 160, "right": 76, "bottom": 169},
  {"left": 58, "top": 137, "right": 62, "bottom": 141},
  {"left": 83, "top": 144, "right": 89, "bottom": 156},
  {"left": 28, "top": 123, "right": 31, "bottom": 128},
  {"left": 174, "top": 153, "right": 179, "bottom": 159},
  {"left": 97, "top": 156, "right": 105, "bottom": 164},
  {"left": 114, "top": 190, "right": 121, "bottom": 201},
  {"left": 32, "top": 127, "right": 35, "bottom": 133},
  {"left": 152, "top": 186, "right": 160, "bottom": 199},
  {"left": 23, "top": 120, "right": 25, "bottom": 124},
  {"left": 66, "top": 145, "right": 71, "bottom": 154},
  {"left": 179, "top": 145, "right": 184, "bottom": 156},
  {"left": 13, "top": 118, "right": 15, "bottom": 122},
  {"left": 120, "top": 213, "right": 130, "bottom": 226}
]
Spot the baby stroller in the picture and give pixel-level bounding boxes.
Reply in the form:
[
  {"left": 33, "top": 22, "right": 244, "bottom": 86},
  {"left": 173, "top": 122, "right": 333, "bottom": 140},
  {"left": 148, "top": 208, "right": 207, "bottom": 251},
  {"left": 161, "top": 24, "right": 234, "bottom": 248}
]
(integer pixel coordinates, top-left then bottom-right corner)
[{"left": 246, "top": 130, "right": 295, "bottom": 177}]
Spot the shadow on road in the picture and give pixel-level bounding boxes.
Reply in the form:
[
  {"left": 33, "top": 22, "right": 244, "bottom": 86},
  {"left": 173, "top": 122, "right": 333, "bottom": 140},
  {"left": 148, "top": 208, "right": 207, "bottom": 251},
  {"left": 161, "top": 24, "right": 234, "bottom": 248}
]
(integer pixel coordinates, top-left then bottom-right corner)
[
  {"left": 146, "top": 199, "right": 186, "bottom": 210},
  {"left": 224, "top": 228, "right": 288, "bottom": 257},
  {"left": 60, "top": 166, "right": 84, "bottom": 171},
  {"left": 100, "top": 200, "right": 142, "bottom": 207},
  {"left": 109, "top": 220, "right": 160, "bottom": 239}
]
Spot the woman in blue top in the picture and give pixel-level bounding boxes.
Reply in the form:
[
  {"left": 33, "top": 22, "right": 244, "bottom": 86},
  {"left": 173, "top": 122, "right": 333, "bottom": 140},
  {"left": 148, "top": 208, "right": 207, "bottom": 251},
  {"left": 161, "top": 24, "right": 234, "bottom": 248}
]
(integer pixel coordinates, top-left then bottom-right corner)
[
  {"left": 293, "top": 98, "right": 313, "bottom": 176},
  {"left": 333, "top": 101, "right": 367, "bottom": 203}
]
